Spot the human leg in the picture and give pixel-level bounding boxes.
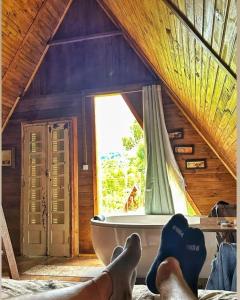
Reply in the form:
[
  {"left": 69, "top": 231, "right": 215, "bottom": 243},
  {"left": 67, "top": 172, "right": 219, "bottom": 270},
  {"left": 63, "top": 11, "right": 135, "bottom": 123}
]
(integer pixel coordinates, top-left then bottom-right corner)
[
  {"left": 146, "top": 214, "right": 206, "bottom": 296},
  {"left": 146, "top": 214, "right": 189, "bottom": 293},
  {"left": 15, "top": 233, "right": 141, "bottom": 300}
]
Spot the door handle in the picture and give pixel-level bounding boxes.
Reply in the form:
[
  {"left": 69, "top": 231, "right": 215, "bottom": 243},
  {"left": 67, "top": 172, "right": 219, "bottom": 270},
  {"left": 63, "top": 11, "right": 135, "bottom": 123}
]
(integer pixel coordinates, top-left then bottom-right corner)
[{"left": 42, "top": 198, "right": 47, "bottom": 230}]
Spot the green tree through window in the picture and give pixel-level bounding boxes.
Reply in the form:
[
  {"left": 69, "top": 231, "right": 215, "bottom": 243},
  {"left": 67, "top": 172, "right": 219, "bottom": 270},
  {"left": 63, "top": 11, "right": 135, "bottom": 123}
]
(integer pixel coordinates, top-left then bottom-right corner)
[{"left": 100, "top": 120, "right": 145, "bottom": 214}]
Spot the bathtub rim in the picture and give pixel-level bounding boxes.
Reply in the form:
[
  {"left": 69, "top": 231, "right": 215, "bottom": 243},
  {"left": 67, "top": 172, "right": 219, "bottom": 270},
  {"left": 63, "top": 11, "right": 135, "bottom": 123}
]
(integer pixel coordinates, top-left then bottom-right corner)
[
  {"left": 91, "top": 220, "right": 165, "bottom": 229},
  {"left": 90, "top": 215, "right": 234, "bottom": 232},
  {"left": 90, "top": 214, "right": 200, "bottom": 229}
]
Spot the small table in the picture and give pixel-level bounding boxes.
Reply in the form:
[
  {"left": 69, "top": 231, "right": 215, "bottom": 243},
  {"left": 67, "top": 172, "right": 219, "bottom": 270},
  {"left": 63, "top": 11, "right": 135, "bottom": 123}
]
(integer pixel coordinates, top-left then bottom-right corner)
[{"left": 192, "top": 217, "right": 236, "bottom": 233}]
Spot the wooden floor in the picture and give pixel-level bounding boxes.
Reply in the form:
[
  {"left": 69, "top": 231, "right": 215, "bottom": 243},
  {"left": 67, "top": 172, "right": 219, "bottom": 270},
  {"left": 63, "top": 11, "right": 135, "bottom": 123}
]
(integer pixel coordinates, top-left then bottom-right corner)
[{"left": 2, "top": 254, "right": 104, "bottom": 282}]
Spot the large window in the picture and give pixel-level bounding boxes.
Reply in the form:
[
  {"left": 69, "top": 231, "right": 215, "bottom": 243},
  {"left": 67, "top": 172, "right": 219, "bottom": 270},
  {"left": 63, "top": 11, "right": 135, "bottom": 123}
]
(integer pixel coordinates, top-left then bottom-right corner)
[{"left": 95, "top": 94, "right": 145, "bottom": 215}]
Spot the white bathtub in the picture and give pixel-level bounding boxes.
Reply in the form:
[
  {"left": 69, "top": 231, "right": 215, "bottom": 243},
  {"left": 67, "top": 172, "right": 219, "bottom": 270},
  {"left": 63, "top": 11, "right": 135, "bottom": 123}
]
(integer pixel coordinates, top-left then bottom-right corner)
[{"left": 91, "top": 215, "right": 217, "bottom": 279}]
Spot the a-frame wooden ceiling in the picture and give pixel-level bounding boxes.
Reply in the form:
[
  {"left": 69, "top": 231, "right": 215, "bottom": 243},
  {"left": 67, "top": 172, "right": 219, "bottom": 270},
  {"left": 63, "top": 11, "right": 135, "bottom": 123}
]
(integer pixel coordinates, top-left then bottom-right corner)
[
  {"left": 2, "top": 0, "right": 73, "bottom": 128},
  {"left": 2, "top": 0, "right": 237, "bottom": 178}
]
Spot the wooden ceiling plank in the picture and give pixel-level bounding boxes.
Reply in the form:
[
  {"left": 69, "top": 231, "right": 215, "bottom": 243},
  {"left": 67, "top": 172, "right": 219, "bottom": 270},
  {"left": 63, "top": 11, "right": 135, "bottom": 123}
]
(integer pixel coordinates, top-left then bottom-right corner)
[
  {"left": 50, "top": 0, "right": 68, "bottom": 17},
  {"left": 167, "top": 6, "right": 190, "bottom": 109},
  {"left": 219, "top": 87, "right": 236, "bottom": 120},
  {"left": 212, "top": 0, "right": 229, "bottom": 55},
  {"left": 2, "top": 0, "right": 48, "bottom": 83},
  {"left": 216, "top": 108, "right": 236, "bottom": 142},
  {"left": 2, "top": 0, "right": 47, "bottom": 66},
  {"left": 194, "top": 0, "right": 204, "bottom": 35},
  {"left": 2, "top": 13, "right": 33, "bottom": 38},
  {"left": 172, "top": 15, "right": 192, "bottom": 112},
  {"left": 162, "top": 0, "right": 236, "bottom": 80},
  {"left": 207, "top": 68, "right": 227, "bottom": 127},
  {"left": 180, "top": 25, "right": 193, "bottom": 112},
  {"left": 188, "top": 31, "right": 197, "bottom": 117},
  {"left": 45, "top": 2, "right": 63, "bottom": 20},
  {"left": 203, "top": 59, "right": 219, "bottom": 124},
  {"left": 1, "top": 96, "right": 15, "bottom": 108},
  {"left": 220, "top": 122, "right": 237, "bottom": 149},
  {"left": 151, "top": 3, "right": 174, "bottom": 90},
  {"left": 3, "top": 0, "right": 45, "bottom": 19},
  {"left": 219, "top": 0, "right": 236, "bottom": 63},
  {"left": 203, "top": 0, "right": 215, "bottom": 44},
  {"left": 211, "top": 78, "right": 235, "bottom": 133},
  {"left": 210, "top": 76, "right": 234, "bottom": 136},
  {"left": 161, "top": 3, "right": 190, "bottom": 114},
  {"left": 184, "top": 0, "right": 194, "bottom": 24},
  {"left": 221, "top": 123, "right": 237, "bottom": 150},
  {"left": 3, "top": 1, "right": 41, "bottom": 26},
  {"left": 3, "top": 83, "right": 22, "bottom": 99},
  {"left": 181, "top": 25, "right": 195, "bottom": 115},
  {"left": 159, "top": 4, "right": 182, "bottom": 101},
  {"left": 224, "top": 138, "right": 237, "bottom": 155},
  {"left": 229, "top": 40, "right": 236, "bottom": 73},
  {"left": 48, "top": 31, "right": 122, "bottom": 47},
  {"left": 195, "top": 41, "right": 202, "bottom": 122},
  {"left": 164, "top": 7, "right": 183, "bottom": 91}
]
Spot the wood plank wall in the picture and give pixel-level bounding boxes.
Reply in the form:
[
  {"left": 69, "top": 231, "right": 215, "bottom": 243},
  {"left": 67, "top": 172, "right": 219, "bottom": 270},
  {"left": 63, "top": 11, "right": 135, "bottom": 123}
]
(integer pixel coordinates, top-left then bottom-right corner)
[
  {"left": 163, "top": 89, "right": 236, "bottom": 214},
  {"left": 3, "top": 84, "right": 236, "bottom": 255},
  {"left": 126, "top": 88, "right": 236, "bottom": 215},
  {"left": 2, "top": 95, "right": 100, "bottom": 255}
]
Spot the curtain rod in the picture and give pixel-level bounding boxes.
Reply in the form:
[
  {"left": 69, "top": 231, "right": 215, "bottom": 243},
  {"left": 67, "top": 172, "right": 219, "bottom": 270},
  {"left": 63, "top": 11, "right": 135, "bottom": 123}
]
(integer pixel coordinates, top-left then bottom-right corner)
[{"left": 85, "top": 89, "right": 143, "bottom": 98}]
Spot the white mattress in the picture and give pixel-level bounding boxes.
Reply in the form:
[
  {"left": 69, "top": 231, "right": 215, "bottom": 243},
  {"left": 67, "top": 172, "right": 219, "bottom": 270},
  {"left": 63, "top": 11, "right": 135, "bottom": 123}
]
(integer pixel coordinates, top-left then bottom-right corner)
[{"left": 0, "top": 279, "right": 237, "bottom": 299}]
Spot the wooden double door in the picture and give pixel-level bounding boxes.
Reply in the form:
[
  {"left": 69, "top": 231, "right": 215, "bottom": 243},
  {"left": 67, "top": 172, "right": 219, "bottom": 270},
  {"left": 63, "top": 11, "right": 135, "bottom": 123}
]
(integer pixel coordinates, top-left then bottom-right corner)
[{"left": 22, "top": 121, "right": 70, "bottom": 256}]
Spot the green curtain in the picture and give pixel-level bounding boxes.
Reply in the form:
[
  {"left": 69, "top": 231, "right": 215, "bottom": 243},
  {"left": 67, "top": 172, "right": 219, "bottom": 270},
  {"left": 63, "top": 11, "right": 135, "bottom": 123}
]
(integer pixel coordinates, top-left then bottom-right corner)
[{"left": 143, "top": 85, "right": 175, "bottom": 214}]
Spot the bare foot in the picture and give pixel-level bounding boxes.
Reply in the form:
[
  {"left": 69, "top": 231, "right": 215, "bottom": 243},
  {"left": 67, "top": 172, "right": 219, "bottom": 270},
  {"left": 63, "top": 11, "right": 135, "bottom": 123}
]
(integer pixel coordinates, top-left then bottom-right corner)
[{"left": 156, "top": 257, "right": 197, "bottom": 300}]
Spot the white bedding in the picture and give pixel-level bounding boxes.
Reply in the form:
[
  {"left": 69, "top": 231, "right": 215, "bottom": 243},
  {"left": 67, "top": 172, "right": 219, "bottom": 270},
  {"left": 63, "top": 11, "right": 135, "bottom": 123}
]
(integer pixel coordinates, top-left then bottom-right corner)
[{"left": 0, "top": 279, "right": 237, "bottom": 299}]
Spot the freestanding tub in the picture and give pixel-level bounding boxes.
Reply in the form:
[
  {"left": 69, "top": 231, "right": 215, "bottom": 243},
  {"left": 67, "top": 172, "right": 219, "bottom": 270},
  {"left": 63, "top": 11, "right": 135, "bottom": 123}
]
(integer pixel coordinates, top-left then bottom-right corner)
[{"left": 91, "top": 215, "right": 217, "bottom": 279}]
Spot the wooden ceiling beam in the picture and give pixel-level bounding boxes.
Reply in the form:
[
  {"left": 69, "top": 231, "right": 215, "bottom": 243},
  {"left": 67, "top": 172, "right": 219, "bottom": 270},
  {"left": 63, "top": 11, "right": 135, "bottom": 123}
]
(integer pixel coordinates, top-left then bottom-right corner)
[
  {"left": 48, "top": 30, "right": 122, "bottom": 47},
  {"left": 162, "top": 0, "right": 236, "bottom": 81}
]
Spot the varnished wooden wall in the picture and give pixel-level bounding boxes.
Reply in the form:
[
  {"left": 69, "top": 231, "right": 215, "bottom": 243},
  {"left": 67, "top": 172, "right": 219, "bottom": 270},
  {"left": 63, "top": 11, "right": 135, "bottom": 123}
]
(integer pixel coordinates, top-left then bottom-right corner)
[
  {"left": 127, "top": 88, "right": 236, "bottom": 215},
  {"left": 2, "top": 0, "right": 157, "bottom": 255},
  {"left": 163, "top": 89, "right": 236, "bottom": 214}
]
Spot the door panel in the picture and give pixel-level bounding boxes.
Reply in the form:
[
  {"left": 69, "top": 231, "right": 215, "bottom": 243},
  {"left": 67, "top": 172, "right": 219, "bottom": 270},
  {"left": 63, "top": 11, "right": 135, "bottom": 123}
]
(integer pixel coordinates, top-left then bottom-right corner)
[
  {"left": 22, "top": 125, "right": 47, "bottom": 256},
  {"left": 48, "top": 122, "right": 70, "bottom": 256},
  {"left": 22, "top": 122, "right": 70, "bottom": 257}
]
